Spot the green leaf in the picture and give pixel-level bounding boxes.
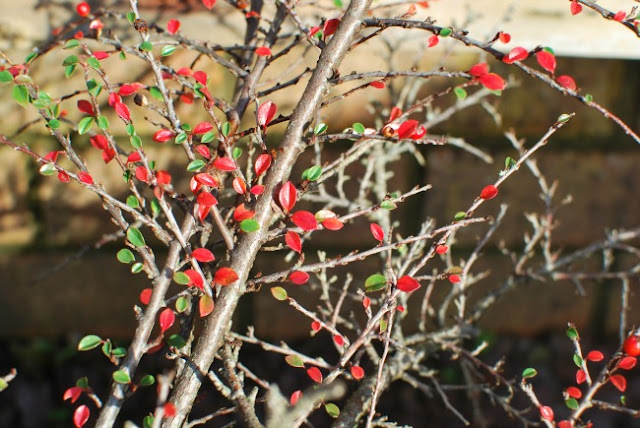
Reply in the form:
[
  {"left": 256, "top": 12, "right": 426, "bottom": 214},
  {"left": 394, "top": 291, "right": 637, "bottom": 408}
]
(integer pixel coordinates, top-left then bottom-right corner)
[
  {"left": 39, "top": 163, "right": 56, "bottom": 176},
  {"left": 365, "top": 273, "right": 387, "bottom": 292},
  {"left": 379, "top": 318, "right": 388, "bottom": 333},
  {"left": 232, "top": 147, "right": 242, "bottom": 159},
  {"left": 325, "top": 403, "right": 340, "bottom": 418},
  {"left": 175, "top": 132, "right": 187, "bottom": 144},
  {"left": 126, "top": 195, "right": 140, "bottom": 209},
  {"left": 439, "top": 27, "right": 452, "bottom": 37},
  {"left": 161, "top": 45, "right": 176, "bottom": 56},
  {"left": 143, "top": 415, "right": 154, "bottom": 428},
  {"left": 116, "top": 248, "right": 135, "bottom": 264},
  {"left": 150, "top": 199, "right": 160, "bottom": 217},
  {"left": 167, "top": 334, "right": 187, "bottom": 348},
  {"left": 76, "top": 377, "right": 89, "bottom": 388},
  {"left": 187, "top": 159, "right": 206, "bottom": 172},
  {"left": 314, "top": 122, "right": 327, "bottom": 135},
  {"left": 173, "top": 271, "right": 190, "bottom": 285},
  {"left": 119, "top": 51, "right": 127, "bottom": 60},
  {"left": 201, "top": 130, "right": 216, "bottom": 144},
  {"left": 12, "top": 85, "right": 29, "bottom": 107},
  {"left": 87, "top": 57, "right": 101, "bottom": 69},
  {"left": 64, "top": 65, "right": 76, "bottom": 78},
  {"left": 176, "top": 296, "right": 188, "bottom": 313},
  {"left": 557, "top": 113, "right": 572, "bottom": 124},
  {"left": 78, "top": 335, "right": 102, "bottom": 351},
  {"left": 504, "top": 156, "right": 516, "bottom": 169},
  {"left": 130, "top": 135, "right": 142, "bottom": 149},
  {"left": 584, "top": 93, "right": 593, "bottom": 103},
  {"left": 101, "top": 340, "right": 112, "bottom": 357},
  {"left": 305, "top": 165, "right": 322, "bottom": 181},
  {"left": 127, "top": 227, "right": 146, "bottom": 247},
  {"left": 127, "top": 12, "right": 136, "bottom": 24},
  {"left": 0, "top": 70, "right": 14, "bottom": 83},
  {"left": 566, "top": 326, "right": 579, "bottom": 340},
  {"left": 521, "top": 368, "right": 537, "bottom": 379},
  {"left": 139, "top": 41, "right": 153, "bottom": 52},
  {"left": 285, "top": 355, "right": 305, "bottom": 368},
  {"left": 240, "top": 219, "right": 260, "bottom": 233},
  {"left": 126, "top": 123, "right": 136, "bottom": 136},
  {"left": 112, "top": 370, "right": 131, "bottom": 384},
  {"left": 131, "top": 262, "right": 144, "bottom": 274},
  {"left": 48, "top": 119, "right": 60, "bottom": 130},
  {"left": 271, "top": 286, "right": 288, "bottom": 301},
  {"left": 77, "top": 116, "right": 93, "bottom": 135},
  {"left": 87, "top": 80, "right": 102, "bottom": 97},
  {"left": 112, "top": 347, "right": 126, "bottom": 357},
  {"left": 565, "top": 398, "right": 579, "bottom": 410},
  {"left": 454, "top": 211, "right": 466, "bottom": 221},
  {"left": 352, "top": 122, "right": 365, "bottom": 134},
  {"left": 0, "top": 379, "right": 7, "bottom": 391},
  {"left": 221, "top": 122, "right": 231, "bottom": 137},
  {"left": 454, "top": 87, "right": 467, "bottom": 100},
  {"left": 149, "top": 86, "right": 163, "bottom": 101},
  {"left": 380, "top": 200, "right": 396, "bottom": 210},
  {"left": 64, "top": 39, "right": 80, "bottom": 49},
  {"left": 25, "top": 52, "right": 38, "bottom": 64},
  {"left": 139, "top": 375, "right": 155, "bottom": 387},
  {"left": 62, "top": 55, "right": 79, "bottom": 66},
  {"left": 573, "top": 353, "right": 583, "bottom": 368}
]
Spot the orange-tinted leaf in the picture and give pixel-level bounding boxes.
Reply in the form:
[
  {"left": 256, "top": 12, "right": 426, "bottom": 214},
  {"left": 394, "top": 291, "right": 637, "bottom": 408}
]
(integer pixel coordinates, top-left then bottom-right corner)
[
  {"left": 351, "top": 365, "right": 364, "bottom": 380},
  {"left": 285, "top": 231, "right": 302, "bottom": 253},
  {"left": 184, "top": 269, "right": 204, "bottom": 290},
  {"left": 214, "top": 267, "right": 238, "bottom": 286},
  {"left": 159, "top": 308, "right": 175, "bottom": 333},
  {"left": 199, "top": 295, "right": 214, "bottom": 317},
  {"left": 233, "top": 177, "right": 246, "bottom": 194},
  {"left": 322, "top": 218, "right": 344, "bottom": 230}
]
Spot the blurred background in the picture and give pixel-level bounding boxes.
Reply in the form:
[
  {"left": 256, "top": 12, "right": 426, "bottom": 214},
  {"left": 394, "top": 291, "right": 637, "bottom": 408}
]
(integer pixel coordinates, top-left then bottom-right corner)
[{"left": 1, "top": 0, "right": 640, "bottom": 426}]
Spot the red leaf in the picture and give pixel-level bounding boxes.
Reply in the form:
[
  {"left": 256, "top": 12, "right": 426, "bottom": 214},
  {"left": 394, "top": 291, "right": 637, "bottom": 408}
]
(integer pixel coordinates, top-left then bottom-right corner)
[
  {"left": 397, "top": 119, "right": 418, "bottom": 139},
  {"left": 44, "top": 150, "right": 61, "bottom": 162},
  {"left": 448, "top": 274, "right": 461, "bottom": 284},
  {"left": 199, "top": 295, "right": 214, "bottom": 317},
  {"left": 193, "top": 122, "right": 213, "bottom": 135},
  {"left": 177, "top": 67, "right": 192, "bottom": 76},
  {"left": 613, "top": 11, "right": 626, "bottom": 22},
  {"left": 285, "top": 231, "right": 302, "bottom": 253},
  {"left": 469, "top": 62, "right": 489, "bottom": 77},
  {"left": 127, "top": 152, "right": 141, "bottom": 163},
  {"left": 289, "top": 271, "right": 309, "bottom": 285},
  {"left": 576, "top": 369, "right": 587, "bottom": 384},
  {"left": 351, "top": 365, "right": 364, "bottom": 380},
  {"left": 78, "top": 171, "right": 94, "bottom": 185},
  {"left": 362, "top": 296, "right": 370, "bottom": 309},
  {"left": 610, "top": 374, "right": 627, "bottom": 392},
  {"left": 618, "top": 356, "right": 637, "bottom": 370},
  {"left": 214, "top": 267, "right": 239, "bottom": 286},
  {"left": 258, "top": 101, "right": 277, "bottom": 127},
  {"left": 558, "top": 421, "right": 573, "bottom": 428},
  {"left": 153, "top": 129, "right": 174, "bottom": 143},
  {"left": 195, "top": 144, "right": 211, "bottom": 159},
  {"left": 427, "top": 35, "right": 439, "bottom": 47},
  {"left": 202, "top": 0, "right": 216, "bottom": 9},
  {"left": 194, "top": 173, "right": 218, "bottom": 187},
  {"left": 323, "top": 19, "right": 340, "bottom": 37},
  {"left": 232, "top": 177, "right": 246, "bottom": 194},
  {"left": 233, "top": 204, "right": 255, "bottom": 222},
  {"left": 159, "top": 308, "right": 175, "bottom": 333},
  {"left": 167, "top": 19, "right": 180, "bottom": 35},
  {"left": 250, "top": 184, "right": 264, "bottom": 195},
  {"left": 163, "top": 402, "right": 176, "bottom": 417},
  {"left": 389, "top": 106, "right": 402, "bottom": 122},
  {"left": 539, "top": 405, "right": 554, "bottom": 421},
  {"left": 396, "top": 275, "right": 420, "bottom": 292},
  {"left": 90, "top": 135, "right": 109, "bottom": 150},
  {"left": 255, "top": 153, "right": 272, "bottom": 176},
  {"left": 480, "top": 184, "right": 498, "bottom": 200},
  {"left": 156, "top": 170, "right": 171, "bottom": 186},
  {"left": 290, "top": 390, "right": 302, "bottom": 406},
  {"left": 411, "top": 125, "right": 426, "bottom": 140},
  {"left": 192, "top": 248, "right": 215, "bottom": 263},
  {"left": 77, "top": 99, "right": 94, "bottom": 116},
  {"left": 279, "top": 181, "right": 297, "bottom": 213},
  {"left": 63, "top": 386, "right": 83, "bottom": 403},
  {"left": 73, "top": 405, "right": 90, "bottom": 428},
  {"left": 311, "top": 321, "right": 321, "bottom": 332},
  {"left": 306, "top": 367, "right": 323, "bottom": 383},
  {"left": 565, "top": 386, "right": 582, "bottom": 399},
  {"left": 140, "top": 288, "right": 152, "bottom": 305},
  {"left": 58, "top": 170, "right": 70, "bottom": 183},
  {"left": 291, "top": 211, "right": 318, "bottom": 231},
  {"left": 503, "top": 47, "right": 529, "bottom": 64},
  {"left": 370, "top": 223, "right": 384, "bottom": 242},
  {"left": 197, "top": 191, "right": 218, "bottom": 207},
  {"left": 536, "top": 50, "right": 556, "bottom": 73},
  {"left": 255, "top": 46, "right": 272, "bottom": 56},
  {"left": 213, "top": 157, "right": 236, "bottom": 171},
  {"left": 498, "top": 32, "right": 511, "bottom": 43},
  {"left": 135, "top": 166, "right": 150, "bottom": 183},
  {"left": 586, "top": 350, "right": 604, "bottom": 362},
  {"left": 436, "top": 245, "right": 448, "bottom": 255},
  {"left": 478, "top": 73, "right": 505, "bottom": 91},
  {"left": 114, "top": 102, "right": 131, "bottom": 122},
  {"left": 193, "top": 71, "right": 208, "bottom": 85},
  {"left": 333, "top": 335, "right": 344, "bottom": 346},
  {"left": 557, "top": 75, "right": 577, "bottom": 91},
  {"left": 570, "top": 1, "right": 582, "bottom": 15},
  {"left": 184, "top": 269, "right": 204, "bottom": 289},
  {"left": 119, "top": 84, "right": 140, "bottom": 96},
  {"left": 370, "top": 80, "right": 385, "bottom": 89},
  {"left": 322, "top": 218, "right": 344, "bottom": 230}
]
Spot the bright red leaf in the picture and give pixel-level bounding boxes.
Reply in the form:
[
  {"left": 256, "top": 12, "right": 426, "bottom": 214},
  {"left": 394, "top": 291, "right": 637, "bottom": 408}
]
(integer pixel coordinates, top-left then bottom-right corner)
[
  {"left": 202, "top": 0, "right": 216, "bottom": 9},
  {"left": 156, "top": 170, "right": 171, "bottom": 185},
  {"left": 397, "top": 119, "right": 418, "bottom": 139},
  {"left": 255, "top": 46, "right": 272, "bottom": 56},
  {"left": 233, "top": 204, "right": 255, "bottom": 222},
  {"left": 311, "top": 321, "right": 321, "bottom": 332},
  {"left": 586, "top": 350, "right": 604, "bottom": 362},
  {"left": 153, "top": 129, "right": 174, "bottom": 143},
  {"left": 397, "top": 275, "right": 420, "bottom": 292},
  {"left": 370, "top": 80, "right": 385, "bottom": 89},
  {"left": 127, "top": 152, "right": 141, "bottom": 163},
  {"left": 140, "top": 288, "right": 152, "bottom": 305},
  {"left": 214, "top": 267, "right": 239, "bottom": 286},
  {"left": 290, "top": 390, "right": 302, "bottom": 406},
  {"left": 322, "top": 218, "right": 344, "bottom": 230},
  {"left": 73, "top": 405, "right": 90, "bottom": 428},
  {"left": 448, "top": 274, "right": 461, "bottom": 284},
  {"left": 90, "top": 135, "right": 108, "bottom": 150},
  {"left": 76, "top": 2, "right": 90, "bottom": 17},
  {"left": 255, "top": 153, "right": 272, "bottom": 176},
  {"left": 77, "top": 100, "right": 94, "bottom": 116},
  {"left": 576, "top": 369, "right": 587, "bottom": 384},
  {"left": 291, "top": 211, "right": 318, "bottom": 231},
  {"left": 289, "top": 271, "right": 309, "bottom": 285},
  {"left": 194, "top": 173, "right": 218, "bottom": 187},
  {"left": 63, "top": 386, "right": 83, "bottom": 403},
  {"left": 279, "top": 181, "right": 297, "bottom": 213},
  {"left": 480, "top": 184, "right": 498, "bottom": 200},
  {"left": 539, "top": 406, "right": 554, "bottom": 421},
  {"left": 334, "top": 335, "right": 344, "bottom": 346},
  {"left": 192, "top": 248, "right": 215, "bottom": 263},
  {"left": 503, "top": 47, "right": 529, "bottom": 64},
  {"left": 370, "top": 223, "right": 384, "bottom": 242},
  {"left": 159, "top": 308, "right": 175, "bottom": 333},
  {"left": 135, "top": 166, "right": 150, "bottom": 183},
  {"left": 195, "top": 145, "right": 211, "bottom": 159},
  {"left": 193, "top": 71, "right": 208, "bottom": 85},
  {"left": 613, "top": 11, "right": 626, "bottom": 22},
  {"left": 193, "top": 122, "right": 213, "bottom": 135},
  {"left": 565, "top": 386, "right": 582, "bottom": 399},
  {"left": 498, "top": 32, "right": 511, "bottom": 43},
  {"left": 362, "top": 296, "right": 370, "bottom": 309},
  {"left": 570, "top": 1, "right": 582, "bottom": 15},
  {"left": 114, "top": 102, "right": 131, "bottom": 122},
  {"left": 58, "top": 170, "right": 70, "bottom": 183},
  {"left": 258, "top": 101, "right": 277, "bottom": 127},
  {"left": 478, "top": 73, "right": 505, "bottom": 91},
  {"left": 427, "top": 35, "right": 439, "bottom": 47},
  {"left": 250, "top": 184, "right": 264, "bottom": 195},
  {"left": 163, "top": 402, "right": 176, "bottom": 417},
  {"left": 167, "top": 19, "right": 180, "bottom": 35},
  {"left": 306, "top": 367, "right": 323, "bottom": 383},
  {"left": 213, "top": 157, "right": 236, "bottom": 171},
  {"left": 618, "top": 356, "right": 637, "bottom": 370},
  {"left": 78, "top": 171, "right": 94, "bottom": 185},
  {"left": 323, "top": 19, "right": 340, "bottom": 37},
  {"left": 389, "top": 106, "right": 402, "bottom": 122},
  {"left": 351, "top": 365, "right": 364, "bottom": 380},
  {"left": 536, "top": 50, "right": 556, "bottom": 73},
  {"left": 436, "top": 245, "right": 448, "bottom": 255},
  {"left": 184, "top": 269, "right": 204, "bottom": 290},
  {"left": 469, "top": 62, "right": 489, "bottom": 77},
  {"left": 197, "top": 191, "right": 218, "bottom": 207},
  {"left": 285, "top": 231, "right": 302, "bottom": 253},
  {"left": 557, "top": 75, "right": 577, "bottom": 91},
  {"left": 610, "top": 374, "right": 627, "bottom": 392}
]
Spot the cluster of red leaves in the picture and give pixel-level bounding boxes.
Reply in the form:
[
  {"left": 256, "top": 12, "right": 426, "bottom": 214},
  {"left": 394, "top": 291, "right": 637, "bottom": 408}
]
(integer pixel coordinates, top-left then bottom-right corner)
[{"left": 469, "top": 63, "right": 505, "bottom": 91}]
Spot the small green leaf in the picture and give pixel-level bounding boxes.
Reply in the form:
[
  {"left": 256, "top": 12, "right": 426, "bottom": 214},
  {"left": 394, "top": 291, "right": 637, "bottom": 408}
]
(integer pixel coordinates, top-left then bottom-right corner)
[
  {"left": 352, "top": 122, "right": 365, "bottom": 134},
  {"left": 139, "top": 375, "right": 155, "bottom": 387},
  {"left": 201, "top": 131, "right": 216, "bottom": 144},
  {"left": 76, "top": 377, "right": 89, "bottom": 388},
  {"left": 314, "top": 122, "right": 327, "bottom": 135},
  {"left": 131, "top": 262, "right": 144, "bottom": 274},
  {"left": 87, "top": 80, "right": 102, "bottom": 97},
  {"left": 566, "top": 326, "right": 579, "bottom": 340},
  {"left": 139, "top": 41, "right": 153, "bottom": 52},
  {"left": 12, "top": 85, "right": 29, "bottom": 107},
  {"left": 48, "top": 119, "right": 60, "bottom": 130},
  {"left": 175, "top": 296, "right": 188, "bottom": 313},
  {"left": 285, "top": 355, "right": 305, "bottom": 368},
  {"left": 130, "top": 135, "right": 142, "bottom": 149},
  {"left": 573, "top": 354, "right": 583, "bottom": 368},
  {"left": 0, "top": 70, "right": 13, "bottom": 83},
  {"left": 39, "top": 163, "right": 56, "bottom": 176},
  {"left": 565, "top": 398, "right": 579, "bottom": 410},
  {"left": 112, "top": 370, "right": 131, "bottom": 384},
  {"left": 119, "top": 51, "right": 127, "bottom": 60},
  {"left": 143, "top": 415, "right": 154, "bottom": 428},
  {"left": 126, "top": 123, "right": 136, "bottom": 136},
  {"left": 187, "top": 159, "right": 206, "bottom": 172},
  {"left": 504, "top": 156, "right": 516, "bottom": 169},
  {"left": 439, "top": 27, "right": 452, "bottom": 37},
  {"left": 454, "top": 211, "right": 466, "bottom": 221},
  {"left": 454, "top": 87, "right": 467, "bottom": 100},
  {"left": 175, "top": 132, "right": 187, "bottom": 144},
  {"left": 306, "top": 165, "right": 322, "bottom": 181},
  {"left": 87, "top": 57, "right": 101, "bottom": 69},
  {"left": 167, "top": 334, "right": 187, "bottom": 348},
  {"left": 77, "top": 116, "right": 93, "bottom": 135},
  {"left": 0, "top": 379, "right": 7, "bottom": 391},
  {"left": 365, "top": 273, "right": 387, "bottom": 292},
  {"left": 116, "top": 248, "right": 135, "bottom": 264},
  {"left": 127, "top": 12, "right": 136, "bottom": 24},
  {"left": 584, "top": 93, "right": 593, "bottom": 103},
  {"left": 127, "top": 227, "right": 146, "bottom": 247},
  {"left": 64, "top": 65, "right": 76, "bottom": 78},
  {"left": 173, "top": 271, "right": 190, "bottom": 285},
  {"left": 557, "top": 114, "right": 572, "bottom": 124},
  {"left": 221, "top": 122, "right": 231, "bottom": 137},
  {"left": 240, "top": 219, "right": 260, "bottom": 233},
  {"left": 101, "top": 340, "right": 112, "bottom": 357},
  {"left": 24, "top": 52, "right": 38, "bottom": 64},
  {"left": 78, "top": 335, "right": 103, "bottom": 351},
  {"left": 161, "top": 45, "right": 176, "bottom": 56},
  {"left": 97, "top": 115, "right": 109, "bottom": 130},
  {"left": 325, "top": 403, "right": 340, "bottom": 418},
  {"left": 521, "top": 368, "right": 537, "bottom": 379},
  {"left": 62, "top": 55, "right": 79, "bottom": 66},
  {"left": 380, "top": 200, "right": 396, "bottom": 210},
  {"left": 232, "top": 147, "right": 242, "bottom": 159},
  {"left": 379, "top": 318, "right": 388, "bottom": 333},
  {"left": 149, "top": 86, "right": 163, "bottom": 101},
  {"left": 126, "top": 195, "right": 140, "bottom": 209},
  {"left": 150, "top": 199, "right": 161, "bottom": 217},
  {"left": 112, "top": 347, "right": 126, "bottom": 357},
  {"left": 271, "top": 286, "right": 288, "bottom": 301},
  {"left": 64, "top": 39, "right": 80, "bottom": 49}
]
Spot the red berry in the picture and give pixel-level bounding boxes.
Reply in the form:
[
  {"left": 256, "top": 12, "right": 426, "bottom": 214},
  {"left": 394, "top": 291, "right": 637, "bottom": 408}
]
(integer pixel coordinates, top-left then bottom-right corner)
[
  {"left": 623, "top": 334, "right": 640, "bottom": 356},
  {"left": 76, "top": 2, "right": 91, "bottom": 17}
]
